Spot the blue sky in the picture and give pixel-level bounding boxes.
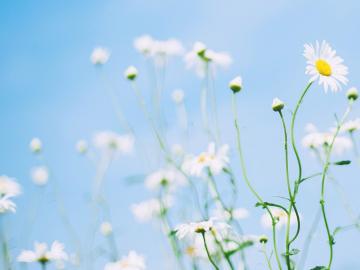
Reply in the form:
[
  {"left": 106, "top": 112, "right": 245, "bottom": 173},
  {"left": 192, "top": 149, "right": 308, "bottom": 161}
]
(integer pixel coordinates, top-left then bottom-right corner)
[{"left": 1, "top": 0, "right": 360, "bottom": 269}]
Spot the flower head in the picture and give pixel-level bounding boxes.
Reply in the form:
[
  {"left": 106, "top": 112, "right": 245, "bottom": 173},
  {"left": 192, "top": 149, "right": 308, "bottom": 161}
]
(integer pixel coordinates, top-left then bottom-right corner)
[
  {"left": 93, "top": 131, "right": 134, "bottom": 156},
  {"left": 340, "top": 118, "right": 360, "bottom": 133},
  {"left": 104, "top": 251, "right": 146, "bottom": 270},
  {"left": 30, "top": 138, "right": 42, "bottom": 153},
  {"left": 171, "top": 89, "right": 185, "bottom": 104},
  {"left": 76, "top": 140, "right": 88, "bottom": 154},
  {"left": 229, "top": 76, "right": 242, "bottom": 93},
  {"left": 175, "top": 218, "right": 231, "bottom": 239},
  {"left": 0, "top": 196, "right": 16, "bottom": 213},
  {"left": 0, "top": 175, "right": 21, "bottom": 198},
  {"left": 18, "top": 241, "right": 68, "bottom": 265},
  {"left": 182, "top": 143, "right": 229, "bottom": 177},
  {"left": 100, "top": 222, "right": 113, "bottom": 237},
  {"left": 145, "top": 168, "right": 186, "bottom": 191},
  {"left": 261, "top": 208, "right": 297, "bottom": 229},
  {"left": 124, "top": 66, "right": 138, "bottom": 80},
  {"left": 31, "top": 166, "right": 49, "bottom": 186},
  {"left": 131, "top": 197, "right": 172, "bottom": 223},
  {"left": 90, "top": 47, "right": 110, "bottom": 65},
  {"left": 304, "top": 41, "right": 348, "bottom": 92},
  {"left": 347, "top": 87, "right": 358, "bottom": 101},
  {"left": 272, "top": 98, "right": 285, "bottom": 112}
]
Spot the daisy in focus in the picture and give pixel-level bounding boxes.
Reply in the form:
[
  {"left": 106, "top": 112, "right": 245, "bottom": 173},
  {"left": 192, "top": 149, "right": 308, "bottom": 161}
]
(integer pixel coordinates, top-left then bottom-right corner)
[
  {"left": 182, "top": 142, "right": 229, "bottom": 177},
  {"left": 17, "top": 241, "right": 68, "bottom": 266},
  {"left": 104, "top": 250, "right": 146, "bottom": 270},
  {"left": 304, "top": 40, "right": 348, "bottom": 92}
]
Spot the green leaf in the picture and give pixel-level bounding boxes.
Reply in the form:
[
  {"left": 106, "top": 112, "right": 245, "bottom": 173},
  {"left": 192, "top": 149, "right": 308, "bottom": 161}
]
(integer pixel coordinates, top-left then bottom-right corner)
[
  {"left": 309, "top": 266, "right": 327, "bottom": 270},
  {"left": 332, "top": 160, "right": 351, "bottom": 165},
  {"left": 225, "top": 240, "right": 254, "bottom": 257}
]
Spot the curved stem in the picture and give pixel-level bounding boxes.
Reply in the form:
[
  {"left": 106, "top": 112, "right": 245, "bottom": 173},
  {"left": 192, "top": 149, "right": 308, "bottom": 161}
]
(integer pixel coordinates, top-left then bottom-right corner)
[
  {"left": 320, "top": 101, "right": 353, "bottom": 269},
  {"left": 265, "top": 208, "right": 283, "bottom": 270},
  {"left": 201, "top": 232, "right": 220, "bottom": 270}
]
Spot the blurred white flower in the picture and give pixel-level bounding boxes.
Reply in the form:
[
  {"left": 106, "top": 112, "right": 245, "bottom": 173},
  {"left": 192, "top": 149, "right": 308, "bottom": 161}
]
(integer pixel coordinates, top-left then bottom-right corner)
[
  {"left": 0, "top": 196, "right": 16, "bottom": 213},
  {"left": 182, "top": 142, "right": 229, "bottom": 177},
  {"left": 302, "top": 124, "right": 352, "bottom": 155},
  {"left": 131, "top": 197, "right": 172, "bottom": 223},
  {"left": 304, "top": 40, "right": 348, "bottom": 92},
  {"left": 93, "top": 131, "right": 134, "bottom": 156},
  {"left": 0, "top": 175, "right": 21, "bottom": 198},
  {"left": 124, "top": 66, "right": 138, "bottom": 80},
  {"left": 31, "top": 166, "right": 49, "bottom": 186},
  {"left": 30, "top": 138, "right": 42, "bottom": 153},
  {"left": 18, "top": 241, "right": 68, "bottom": 265},
  {"left": 212, "top": 207, "right": 249, "bottom": 221},
  {"left": 134, "top": 35, "right": 183, "bottom": 59},
  {"left": 176, "top": 218, "right": 230, "bottom": 240},
  {"left": 76, "top": 140, "right": 88, "bottom": 154},
  {"left": 90, "top": 47, "right": 110, "bottom": 65},
  {"left": 145, "top": 168, "right": 186, "bottom": 191},
  {"left": 340, "top": 118, "right": 360, "bottom": 133},
  {"left": 261, "top": 208, "right": 297, "bottom": 229},
  {"left": 171, "top": 144, "right": 184, "bottom": 157},
  {"left": 171, "top": 89, "right": 185, "bottom": 104},
  {"left": 100, "top": 222, "right": 113, "bottom": 236},
  {"left": 104, "top": 250, "right": 146, "bottom": 270},
  {"left": 184, "top": 42, "right": 232, "bottom": 77}
]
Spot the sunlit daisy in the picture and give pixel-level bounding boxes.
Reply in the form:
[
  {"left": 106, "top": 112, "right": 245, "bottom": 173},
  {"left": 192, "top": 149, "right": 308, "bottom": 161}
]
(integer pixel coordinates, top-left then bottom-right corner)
[
  {"left": 182, "top": 142, "right": 229, "bottom": 177},
  {"left": 304, "top": 40, "right": 348, "bottom": 92},
  {"left": 104, "top": 251, "right": 146, "bottom": 270}
]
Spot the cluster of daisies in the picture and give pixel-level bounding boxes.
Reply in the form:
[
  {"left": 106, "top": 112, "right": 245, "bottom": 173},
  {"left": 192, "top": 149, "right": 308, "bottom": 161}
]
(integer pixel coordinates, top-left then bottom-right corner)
[{"left": 5, "top": 37, "right": 358, "bottom": 270}]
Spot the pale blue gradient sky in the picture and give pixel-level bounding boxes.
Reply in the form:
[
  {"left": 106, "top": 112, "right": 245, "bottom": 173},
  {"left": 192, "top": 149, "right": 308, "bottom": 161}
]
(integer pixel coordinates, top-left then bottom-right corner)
[{"left": 1, "top": 1, "right": 360, "bottom": 269}]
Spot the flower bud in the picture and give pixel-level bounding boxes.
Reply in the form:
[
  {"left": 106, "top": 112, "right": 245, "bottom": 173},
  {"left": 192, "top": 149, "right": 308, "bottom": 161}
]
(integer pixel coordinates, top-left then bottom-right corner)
[
  {"left": 29, "top": 138, "right": 42, "bottom": 153},
  {"left": 259, "top": 235, "right": 268, "bottom": 244},
  {"left": 272, "top": 98, "right": 285, "bottom": 112},
  {"left": 76, "top": 140, "right": 88, "bottom": 154},
  {"left": 100, "top": 222, "right": 113, "bottom": 236},
  {"left": 347, "top": 87, "right": 358, "bottom": 101},
  {"left": 229, "top": 76, "right": 242, "bottom": 93},
  {"left": 124, "top": 66, "right": 138, "bottom": 80}
]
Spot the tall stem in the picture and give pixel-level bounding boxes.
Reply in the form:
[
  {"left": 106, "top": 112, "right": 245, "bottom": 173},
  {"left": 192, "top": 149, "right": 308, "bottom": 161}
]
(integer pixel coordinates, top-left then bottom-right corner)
[
  {"left": 201, "top": 232, "right": 220, "bottom": 270},
  {"left": 320, "top": 101, "right": 353, "bottom": 269}
]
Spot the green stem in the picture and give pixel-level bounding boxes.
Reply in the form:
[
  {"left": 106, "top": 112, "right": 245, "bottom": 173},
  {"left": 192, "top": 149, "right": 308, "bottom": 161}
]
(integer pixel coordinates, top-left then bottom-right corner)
[
  {"left": 201, "top": 232, "right": 220, "bottom": 270},
  {"left": 261, "top": 244, "right": 273, "bottom": 270},
  {"left": 320, "top": 101, "right": 353, "bottom": 269},
  {"left": 211, "top": 230, "right": 235, "bottom": 270},
  {"left": 266, "top": 208, "right": 283, "bottom": 270}
]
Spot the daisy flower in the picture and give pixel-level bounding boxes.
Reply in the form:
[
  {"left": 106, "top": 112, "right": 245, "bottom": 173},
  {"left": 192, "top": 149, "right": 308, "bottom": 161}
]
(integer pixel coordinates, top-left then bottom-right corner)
[
  {"left": 304, "top": 40, "right": 348, "bottom": 92},
  {"left": 184, "top": 42, "right": 232, "bottom": 77},
  {"left": 31, "top": 166, "right": 49, "bottom": 186},
  {"left": 90, "top": 47, "right": 110, "bottom": 65},
  {"left": 145, "top": 168, "right": 187, "bottom": 191},
  {"left": 131, "top": 197, "right": 172, "bottom": 223},
  {"left": 18, "top": 241, "right": 68, "bottom": 265},
  {"left": 100, "top": 222, "right": 113, "bottom": 236},
  {"left": 261, "top": 208, "right": 297, "bottom": 229},
  {"left": 0, "top": 175, "right": 21, "bottom": 198},
  {"left": 93, "top": 131, "right": 134, "bottom": 156},
  {"left": 104, "top": 251, "right": 146, "bottom": 270},
  {"left": 340, "top": 118, "right": 360, "bottom": 133},
  {"left": 0, "top": 196, "right": 16, "bottom": 213},
  {"left": 29, "top": 137, "right": 42, "bottom": 153},
  {"left": 175, "top": 218, "right": 230, "bottom": 239},
  {"left": 182, "top": 142, "right": 229, "bottom": 177}
]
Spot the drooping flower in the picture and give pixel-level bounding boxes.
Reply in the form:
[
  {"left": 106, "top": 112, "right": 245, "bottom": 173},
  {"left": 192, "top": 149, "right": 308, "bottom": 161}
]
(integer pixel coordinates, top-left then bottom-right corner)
[
  {"left": 18, "top": 241, "right": 68, "bottom": 265},
  {"left": 260, "top": 208, "right": 297, "bottom": 229},
  {"left": 104, "top": 251, "right": 146, "bottom": 270},
  {"left": 93, "top": 131, "right": 134, "bottom": 156},
  {"left": 184, "top": 42, "right": 232, "bottom": 77},
  {"left": 31, "top": 166, "right": 49, "bottom": 186},
  {"left": 182, "top": 142, "right": 229, "bottom": 177},
  {"left": 304, "top": 40, "right": 348, "bottom": 92},
  {"left": 131, "top": 197, "right": 172, "bottom": 223},
  {"left": 90, "top": 47, "right": 110, "bottom": 65}
]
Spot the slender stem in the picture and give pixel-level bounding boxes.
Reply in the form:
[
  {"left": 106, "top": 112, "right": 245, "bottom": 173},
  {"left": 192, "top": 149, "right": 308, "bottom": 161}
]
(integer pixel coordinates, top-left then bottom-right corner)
[
  {"left": 319, "top": 101, "right": 353, "bottom": 269},
  {"left": 211, "top": 230, "right": 235, "bottom": 270},
  {"left": 266, "top": 208, "right": 283, "bottom": 270},
  {"left": 201, "top": 232, "right": 220, "bottom": 270},
  {"left": 41, "top": 262, "right": 46, "bottom": 270},
  {"left": 261, "top": 244, "right": 273, "bottom": 270}
]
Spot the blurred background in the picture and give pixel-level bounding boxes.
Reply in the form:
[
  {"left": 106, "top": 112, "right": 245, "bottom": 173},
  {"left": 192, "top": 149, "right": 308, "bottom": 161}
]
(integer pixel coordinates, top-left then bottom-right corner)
[{"left": 1, "top": 0, "right": 360, "bottom": 269}]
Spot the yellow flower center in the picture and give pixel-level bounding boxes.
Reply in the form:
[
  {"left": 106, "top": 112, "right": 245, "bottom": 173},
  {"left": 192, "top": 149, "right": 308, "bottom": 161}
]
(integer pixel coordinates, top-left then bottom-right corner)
[
  {"left": 197, "top": 154, "right": 207, "bottom": 163},
  {"left": 315, "top": 59, "right": 332, "bottom": 76},
  {"left": 185, "top": 246, "right": 196, "bottom": 256}
]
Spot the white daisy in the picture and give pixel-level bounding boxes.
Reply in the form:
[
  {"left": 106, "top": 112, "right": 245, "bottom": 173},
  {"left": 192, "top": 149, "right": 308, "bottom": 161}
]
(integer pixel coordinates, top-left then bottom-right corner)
[
  {"left": 31, "top": 166, "right": 49, "bottom": 186},
  {"left": 104, "top": 251, "right": 146, "bottom": 270},
  {"left": 182, "top": 142, "right": 229, "bottom": 177},
  {"left": 75, "top": 140, "right": 88, "bottom": 154},
  {"left": 171, "top": 89, "right": 185, "bottom": 104},
  {"left": 212, "top": 207, "right": 249, "bottom": 221},
  {"left": 93, "top": 131, "right": 134, "bottom": 156},
  {"left": 131, "top": 197, "right": 172, "bottom": 223},
  {"left": 145, "top": 168, "right": 187, "bottom": 191},
  {"left": 184, "top": 42, "right": 232, "bottom": 77},
  {"left": 29, "top": 137, "right": 42, "bottom": 153},
  {"left": 0, "top": 175, "right": 21, "bottom": 198},
  {"left": 18, "top": 241, "right": 68, "bottom": 265},
  {"left": 304, "top": 40, "right": 348, "bottom": 92},
  {"left": 90, "top": 47, "right": 110, "bottom": 65},
  {"left": 261, "top": 208, "right": 297, "bottom": 229},
  {"left": 340, "top": 118, "right": 360, "bottom": 133},
  {"left": 100, "top": 222, "right": 113, "bottom": 236},
  {"left": 0, "top": 196, "right": 16, "bottom": 213}
]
